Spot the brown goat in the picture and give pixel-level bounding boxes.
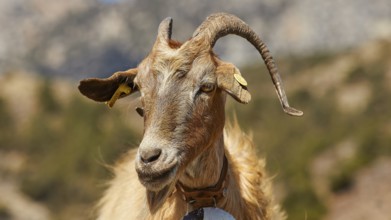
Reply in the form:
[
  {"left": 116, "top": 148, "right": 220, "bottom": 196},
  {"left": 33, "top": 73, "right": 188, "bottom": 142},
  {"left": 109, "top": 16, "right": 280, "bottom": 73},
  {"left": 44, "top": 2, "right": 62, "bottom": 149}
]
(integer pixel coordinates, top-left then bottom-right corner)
[{"left": 79, "top": 13, "right": 302, "bottom": 220}]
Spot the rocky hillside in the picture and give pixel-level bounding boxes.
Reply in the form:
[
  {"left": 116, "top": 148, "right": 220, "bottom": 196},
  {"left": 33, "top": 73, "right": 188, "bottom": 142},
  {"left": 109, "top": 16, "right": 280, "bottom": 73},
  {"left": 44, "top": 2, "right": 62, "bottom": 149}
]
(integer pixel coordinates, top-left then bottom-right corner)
[
  {"left": 0, "top": 39, "right": 390, "bottom": 219},
  {"left": 1, "top": 0, "right": 390, "bottom": 78}
]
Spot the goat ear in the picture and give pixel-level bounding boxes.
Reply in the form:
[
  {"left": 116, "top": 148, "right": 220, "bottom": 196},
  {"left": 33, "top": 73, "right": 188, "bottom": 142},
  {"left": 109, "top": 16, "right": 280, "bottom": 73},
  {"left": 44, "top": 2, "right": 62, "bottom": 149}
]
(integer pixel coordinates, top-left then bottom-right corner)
[
  {"left": 216, "top": 62, "right": 251, "bottom": 104},
  {"left": 78, "top": 68, "right": 138, "bottom": 107}
]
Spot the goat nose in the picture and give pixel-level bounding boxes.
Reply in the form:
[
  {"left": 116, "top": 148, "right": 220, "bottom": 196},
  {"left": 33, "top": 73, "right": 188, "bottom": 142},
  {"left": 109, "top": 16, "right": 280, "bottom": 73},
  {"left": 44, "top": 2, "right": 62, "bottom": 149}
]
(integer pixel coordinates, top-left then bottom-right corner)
[{"left": 139, "top": 148, "right": 162, "bottom": 164}]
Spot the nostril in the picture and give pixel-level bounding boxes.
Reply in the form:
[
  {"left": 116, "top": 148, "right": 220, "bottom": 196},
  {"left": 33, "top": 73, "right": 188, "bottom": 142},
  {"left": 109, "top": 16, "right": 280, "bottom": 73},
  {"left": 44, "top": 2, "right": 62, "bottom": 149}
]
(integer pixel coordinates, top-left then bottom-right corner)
[{"left": 140, "top": 148, "right": 162, "bottom": 164}]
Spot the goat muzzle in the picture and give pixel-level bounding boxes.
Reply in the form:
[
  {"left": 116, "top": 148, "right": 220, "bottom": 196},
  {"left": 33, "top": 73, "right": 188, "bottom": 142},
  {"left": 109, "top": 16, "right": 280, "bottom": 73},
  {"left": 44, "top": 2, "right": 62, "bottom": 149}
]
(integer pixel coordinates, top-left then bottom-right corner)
[{"left": 136, "top": 145, "right": 179, "bottom": 191}]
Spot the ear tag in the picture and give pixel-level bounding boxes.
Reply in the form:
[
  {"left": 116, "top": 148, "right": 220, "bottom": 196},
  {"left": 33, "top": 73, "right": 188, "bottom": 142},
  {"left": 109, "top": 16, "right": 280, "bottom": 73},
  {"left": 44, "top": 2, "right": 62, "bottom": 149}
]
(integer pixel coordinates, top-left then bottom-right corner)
[
  {"left": 234, "top": 73, "right": 248, "bottom": 87},
  {"left": 106, "top": 83, "right": 132, "bottom": 108}
]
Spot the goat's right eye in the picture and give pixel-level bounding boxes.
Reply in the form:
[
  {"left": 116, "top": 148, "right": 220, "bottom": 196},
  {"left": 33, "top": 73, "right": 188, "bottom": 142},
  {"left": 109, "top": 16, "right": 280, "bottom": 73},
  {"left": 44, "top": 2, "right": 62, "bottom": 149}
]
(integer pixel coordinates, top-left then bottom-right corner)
[
  {"left": 200, "top": 83, "right": 216, "bottom": 93},
  {"left": 135, "top": 107, "right": 144, "bottom": 117}
]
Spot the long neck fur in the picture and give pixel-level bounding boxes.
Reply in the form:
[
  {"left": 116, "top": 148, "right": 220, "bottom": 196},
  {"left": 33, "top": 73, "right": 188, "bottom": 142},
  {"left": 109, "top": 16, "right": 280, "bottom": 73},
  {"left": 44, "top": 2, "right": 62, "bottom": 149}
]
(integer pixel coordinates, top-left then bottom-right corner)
[
  {"left": 161, "top": 121, "right": 275, "bottom": 220},
  {"left": 102, "top": 120, "right": 286, "bottom": 220},
  {"left": 179, "top": 136, "right": 225, "bottom": 189}
]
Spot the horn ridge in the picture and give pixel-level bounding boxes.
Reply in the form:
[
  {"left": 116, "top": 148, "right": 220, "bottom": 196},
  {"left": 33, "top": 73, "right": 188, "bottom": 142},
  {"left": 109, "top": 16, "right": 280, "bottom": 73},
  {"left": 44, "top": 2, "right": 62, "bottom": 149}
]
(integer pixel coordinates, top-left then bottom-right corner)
[{"left": 193, "top": 13, "right": 303, "bottom": 116}]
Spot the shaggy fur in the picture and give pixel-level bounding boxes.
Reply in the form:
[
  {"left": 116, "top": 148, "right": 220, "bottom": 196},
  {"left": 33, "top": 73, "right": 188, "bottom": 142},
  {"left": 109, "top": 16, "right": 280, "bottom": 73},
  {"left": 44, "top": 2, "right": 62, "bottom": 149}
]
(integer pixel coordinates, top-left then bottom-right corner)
[
  {"left": 97, "top": 120, "right": 286, "bottom": 220},
  {"left": 79, "top": 13, "right": 301, "bottom": 220}
]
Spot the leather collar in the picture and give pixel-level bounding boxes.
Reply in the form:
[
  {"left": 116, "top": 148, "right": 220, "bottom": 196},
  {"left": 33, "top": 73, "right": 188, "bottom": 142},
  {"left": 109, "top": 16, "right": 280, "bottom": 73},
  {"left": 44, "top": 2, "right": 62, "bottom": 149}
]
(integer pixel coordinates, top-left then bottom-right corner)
[{"left": 176, "top": 155, "right": 229, "bottom": 210}]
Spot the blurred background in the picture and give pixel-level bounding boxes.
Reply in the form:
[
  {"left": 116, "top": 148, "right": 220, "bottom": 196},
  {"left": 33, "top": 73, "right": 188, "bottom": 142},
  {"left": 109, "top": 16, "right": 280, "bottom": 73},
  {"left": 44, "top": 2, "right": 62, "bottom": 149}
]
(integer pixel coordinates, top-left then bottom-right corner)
[{"left": 0, "top": 0, "right": 390, "bottom": 219}]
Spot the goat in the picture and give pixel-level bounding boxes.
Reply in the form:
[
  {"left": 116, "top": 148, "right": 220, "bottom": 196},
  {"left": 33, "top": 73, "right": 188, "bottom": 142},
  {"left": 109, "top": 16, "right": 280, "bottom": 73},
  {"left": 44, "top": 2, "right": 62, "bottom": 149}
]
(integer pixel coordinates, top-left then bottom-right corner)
[{"left": 78, "top": 13, "right": 302, "bottom": 220}]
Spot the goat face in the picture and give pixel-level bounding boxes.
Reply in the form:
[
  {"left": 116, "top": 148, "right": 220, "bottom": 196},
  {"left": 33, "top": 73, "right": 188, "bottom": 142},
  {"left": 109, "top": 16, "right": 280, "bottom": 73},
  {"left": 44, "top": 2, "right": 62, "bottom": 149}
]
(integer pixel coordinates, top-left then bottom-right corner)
[
  {"left": 133, "top": 50, "right": 226, "bottom": 192},
  {"left": 78, "top": 13, "right": 302, "bottom": 211}
]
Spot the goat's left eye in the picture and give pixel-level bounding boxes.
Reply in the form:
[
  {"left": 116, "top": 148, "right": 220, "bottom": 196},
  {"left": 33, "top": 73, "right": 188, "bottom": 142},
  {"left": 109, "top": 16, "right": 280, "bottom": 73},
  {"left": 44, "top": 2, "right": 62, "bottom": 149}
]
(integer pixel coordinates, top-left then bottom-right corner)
[{"left": 200, "top": 83, "right": 216, "bottom": 93}]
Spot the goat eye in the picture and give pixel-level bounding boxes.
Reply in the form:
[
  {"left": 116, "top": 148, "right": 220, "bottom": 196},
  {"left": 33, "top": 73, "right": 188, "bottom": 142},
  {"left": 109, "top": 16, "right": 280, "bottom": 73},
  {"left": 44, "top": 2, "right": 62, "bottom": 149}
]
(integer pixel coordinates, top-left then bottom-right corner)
[
  {"left": 135, "top": 107, "right": 144, "bottom": 117},
  {"left": 200, "top": 83, "right": 216, "bottom": 93},
  {"left": 176, "top": 70, "right": 187, "bottom": 78}
]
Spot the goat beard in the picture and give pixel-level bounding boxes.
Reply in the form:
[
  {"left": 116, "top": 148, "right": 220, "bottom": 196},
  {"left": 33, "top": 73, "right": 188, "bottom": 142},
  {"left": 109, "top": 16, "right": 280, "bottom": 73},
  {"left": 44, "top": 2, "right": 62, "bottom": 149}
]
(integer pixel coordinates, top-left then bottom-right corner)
[
  {"left": 145, "top": 154, "right": 193, "bottom": 213},
  {"left": 146, "top": 180, "right": 177, "bottom": 213}
]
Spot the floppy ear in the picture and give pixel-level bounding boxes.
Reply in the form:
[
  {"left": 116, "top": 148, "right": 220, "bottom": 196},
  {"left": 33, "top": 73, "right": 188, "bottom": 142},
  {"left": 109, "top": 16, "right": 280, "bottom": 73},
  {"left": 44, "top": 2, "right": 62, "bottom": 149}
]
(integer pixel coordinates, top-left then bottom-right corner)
[
  {"left": 78, "top": 68, "right": 138, "bottom": 107},
  {"left": 216, "top": 62, "right": 251, "bottom": 104}
]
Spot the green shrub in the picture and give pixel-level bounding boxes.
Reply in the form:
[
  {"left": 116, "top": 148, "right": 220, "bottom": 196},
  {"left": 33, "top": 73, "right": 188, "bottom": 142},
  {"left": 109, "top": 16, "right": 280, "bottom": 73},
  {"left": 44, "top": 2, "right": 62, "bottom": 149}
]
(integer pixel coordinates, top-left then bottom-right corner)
[{"left": 19, "top": 80, "right": 139, "bottom": 217}]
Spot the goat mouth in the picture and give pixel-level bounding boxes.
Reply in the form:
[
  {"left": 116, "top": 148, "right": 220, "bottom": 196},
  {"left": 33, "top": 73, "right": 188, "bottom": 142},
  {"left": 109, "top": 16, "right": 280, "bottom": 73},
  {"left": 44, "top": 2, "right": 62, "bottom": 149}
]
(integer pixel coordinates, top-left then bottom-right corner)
[{"left": 137, "top": 164, "right": 178, "bottom": 191}]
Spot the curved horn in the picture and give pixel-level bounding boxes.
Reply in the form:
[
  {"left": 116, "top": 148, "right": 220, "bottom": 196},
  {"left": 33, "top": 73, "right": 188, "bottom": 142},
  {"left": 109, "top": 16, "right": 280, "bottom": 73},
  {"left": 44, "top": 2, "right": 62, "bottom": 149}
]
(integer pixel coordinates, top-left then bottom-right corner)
[{"left": 193, "top": 13, "right": 303, "bottom": 116}]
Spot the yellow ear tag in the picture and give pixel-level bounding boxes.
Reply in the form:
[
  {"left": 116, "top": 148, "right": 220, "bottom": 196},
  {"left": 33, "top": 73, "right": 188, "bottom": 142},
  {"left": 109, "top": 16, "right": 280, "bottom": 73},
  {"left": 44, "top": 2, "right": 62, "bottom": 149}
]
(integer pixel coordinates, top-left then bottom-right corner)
[
  {"left": 106, "top": 83, "right": 132, "bottom": 108},
  {"left": 234, "top": 73, "right": 248, "bottom": 87}
]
